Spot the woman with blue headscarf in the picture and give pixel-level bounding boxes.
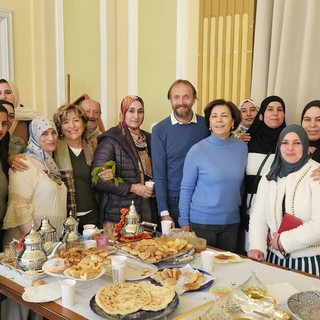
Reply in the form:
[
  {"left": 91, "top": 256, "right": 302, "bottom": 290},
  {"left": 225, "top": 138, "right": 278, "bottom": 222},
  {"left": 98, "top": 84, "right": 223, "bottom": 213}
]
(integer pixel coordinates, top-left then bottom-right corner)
[
  {"left": 3, "top": 116, "right": 67, "bottom": 243},
  {"left": 248, "top": 124, "right": 320, "bottom": 276}
]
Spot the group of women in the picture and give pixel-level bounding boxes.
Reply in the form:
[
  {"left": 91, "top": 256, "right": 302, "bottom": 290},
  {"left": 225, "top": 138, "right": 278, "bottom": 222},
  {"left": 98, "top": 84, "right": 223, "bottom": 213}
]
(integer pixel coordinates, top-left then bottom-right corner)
[{"left": 1, "top": 77, "right": 320, "bottom": 281}]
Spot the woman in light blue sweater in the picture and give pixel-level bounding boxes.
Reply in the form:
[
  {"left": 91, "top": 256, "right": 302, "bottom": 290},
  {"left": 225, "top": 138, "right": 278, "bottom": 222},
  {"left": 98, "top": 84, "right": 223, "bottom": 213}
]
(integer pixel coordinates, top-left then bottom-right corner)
[{"left": 179, "top": 99, "right": 248, "bottom": 252}]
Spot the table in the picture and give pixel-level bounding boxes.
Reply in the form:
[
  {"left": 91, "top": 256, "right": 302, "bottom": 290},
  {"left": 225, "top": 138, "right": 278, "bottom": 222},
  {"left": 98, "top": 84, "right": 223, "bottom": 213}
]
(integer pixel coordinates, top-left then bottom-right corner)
[{"left": 1, "top": 249, "right": 320, "bottom": 319}]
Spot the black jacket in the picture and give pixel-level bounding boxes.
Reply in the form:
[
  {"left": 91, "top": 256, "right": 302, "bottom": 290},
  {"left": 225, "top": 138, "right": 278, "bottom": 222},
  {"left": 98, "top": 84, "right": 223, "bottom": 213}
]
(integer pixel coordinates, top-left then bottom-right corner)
[{"left": 93, "top": 126, "right": 154, "bottom": 226}]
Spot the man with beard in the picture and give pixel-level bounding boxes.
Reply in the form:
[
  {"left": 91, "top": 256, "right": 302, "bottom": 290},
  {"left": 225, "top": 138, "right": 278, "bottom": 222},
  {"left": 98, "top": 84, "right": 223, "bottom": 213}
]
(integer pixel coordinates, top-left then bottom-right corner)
[
  {"left": 151, "top": 80, "right": 209, "bottom": 228},
  {"left": 80, "top": 98, "right": 102, "bottom": 151}
]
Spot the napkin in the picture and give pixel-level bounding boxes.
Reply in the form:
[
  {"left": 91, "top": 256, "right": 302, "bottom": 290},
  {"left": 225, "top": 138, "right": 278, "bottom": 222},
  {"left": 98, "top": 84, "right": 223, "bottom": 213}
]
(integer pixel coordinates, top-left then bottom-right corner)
[
  {"left": 24, "top": 281, "right": 61, "bottom": 303},
  {"left": 174, "top": 264, "right": 215, "bottom": 295},
  {"left": 266, "top": 282, "right": 299, "bottom": 304}
]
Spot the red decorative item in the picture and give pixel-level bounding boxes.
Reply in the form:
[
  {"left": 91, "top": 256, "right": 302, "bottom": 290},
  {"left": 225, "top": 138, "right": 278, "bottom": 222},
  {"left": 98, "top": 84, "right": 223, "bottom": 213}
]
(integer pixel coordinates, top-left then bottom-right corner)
[
  {"left": 17, "top": 233, "right": 28, "bottom": 251},
  {"left": 114, "top": 208, "right": 129, "bottom": 237}
]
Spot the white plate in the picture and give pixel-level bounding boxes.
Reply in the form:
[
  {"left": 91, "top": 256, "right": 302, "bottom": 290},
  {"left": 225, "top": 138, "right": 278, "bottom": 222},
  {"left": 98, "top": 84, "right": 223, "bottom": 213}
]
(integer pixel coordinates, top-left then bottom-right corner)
[
  {"left": 17, "top": 269, "right": 47, "bottom": 280},
  {"left": 287, "top": 291, "right": 320, "bottom": 320},
  {"left": 22, "top": 282, "right": 61, "bottom": 303},
  {"left": 212, "top": 251, "right": 243, "bottom": 264},
  {"left": 105, "top": 256, "right": 158, "bottom": 281},
  {"left": 63, "top": 266, "right": 105, "bottom": 281},
  {"left": 42, "top": 258, "right": 67, "bottom": 278}
]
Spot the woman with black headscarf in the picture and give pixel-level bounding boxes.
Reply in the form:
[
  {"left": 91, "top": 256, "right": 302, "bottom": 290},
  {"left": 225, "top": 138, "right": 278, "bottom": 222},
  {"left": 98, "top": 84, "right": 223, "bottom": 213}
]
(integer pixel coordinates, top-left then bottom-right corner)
[
  {"left": 248, "top": 125, "right": 320, "bottom": 276},
  {"left": 238, "top": 95, "right": 286, "bottom": 253},
  {"left": 301, "top": 100, "right": 320, "bottom": 163}
]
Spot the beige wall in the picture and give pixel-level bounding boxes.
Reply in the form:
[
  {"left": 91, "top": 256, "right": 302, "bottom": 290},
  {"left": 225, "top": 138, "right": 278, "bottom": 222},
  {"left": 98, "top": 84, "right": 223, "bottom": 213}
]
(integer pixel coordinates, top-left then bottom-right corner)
[
  {"left": 138, "top": 0, "right": 177, "bottom": 130},
  {"left": 63, "top": 0, "right": 101, "bottom": 103},
  {"left": 0, "top": 0, "right": 199, "bottom": 130}
]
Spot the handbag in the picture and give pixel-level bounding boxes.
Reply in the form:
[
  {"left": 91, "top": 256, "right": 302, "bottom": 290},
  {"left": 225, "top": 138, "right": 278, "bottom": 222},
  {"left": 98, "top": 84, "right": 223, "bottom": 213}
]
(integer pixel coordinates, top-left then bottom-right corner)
[
  {"left": 241, "top": 152, "right": 272, "bottom": 231},
  {"left": 278, "top": 213, "right": 302, "bottom": 233}
]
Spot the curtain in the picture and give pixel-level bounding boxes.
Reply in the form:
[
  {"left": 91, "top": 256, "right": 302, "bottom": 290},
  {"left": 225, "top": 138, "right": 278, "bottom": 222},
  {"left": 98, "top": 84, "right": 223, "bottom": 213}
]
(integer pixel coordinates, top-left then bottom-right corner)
[{"left": 251, "top": 0, "right": 320, "bottom": 124}]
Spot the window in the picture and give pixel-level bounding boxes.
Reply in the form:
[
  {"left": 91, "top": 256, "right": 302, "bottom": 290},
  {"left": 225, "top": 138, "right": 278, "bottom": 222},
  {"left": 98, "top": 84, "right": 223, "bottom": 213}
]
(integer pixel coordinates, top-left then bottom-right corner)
[{"left": 0, "top": 9, "right": 14, "bottom": 80}]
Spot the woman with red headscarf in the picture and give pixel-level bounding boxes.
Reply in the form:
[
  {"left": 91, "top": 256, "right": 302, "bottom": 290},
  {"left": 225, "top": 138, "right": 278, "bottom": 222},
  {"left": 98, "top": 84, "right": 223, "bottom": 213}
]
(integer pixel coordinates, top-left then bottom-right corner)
[{"left": 92, "top": 96, "right": 157, "bottom": 229}]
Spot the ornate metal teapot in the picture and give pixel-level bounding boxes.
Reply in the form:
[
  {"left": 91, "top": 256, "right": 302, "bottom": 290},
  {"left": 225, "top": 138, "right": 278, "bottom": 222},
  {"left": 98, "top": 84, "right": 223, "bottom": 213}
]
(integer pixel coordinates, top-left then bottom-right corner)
[
  {"left": 38, "top": 215, "right": 57, "bottom": 253},
  {"left": 121, "top": 201, "right": 141, "bottom": 236},
  {"left": 10, "top": 224, "right": 47, "bottom": 271},
  {"left": 61, "top": 211, "right": 80, "bottom": 247}
]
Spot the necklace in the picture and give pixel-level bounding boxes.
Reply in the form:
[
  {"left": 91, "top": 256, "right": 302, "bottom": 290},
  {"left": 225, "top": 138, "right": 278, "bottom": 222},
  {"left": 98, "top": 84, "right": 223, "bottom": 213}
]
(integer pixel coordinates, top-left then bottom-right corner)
[{"left": 273, "top": 165, "right": 312, "bottom": 229}]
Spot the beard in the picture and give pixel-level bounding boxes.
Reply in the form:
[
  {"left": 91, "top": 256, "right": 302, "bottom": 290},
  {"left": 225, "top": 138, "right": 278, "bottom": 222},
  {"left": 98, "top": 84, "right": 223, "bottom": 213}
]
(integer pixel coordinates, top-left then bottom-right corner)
[{"left": 173, "top": 104, "right": 193, "bottom": 120}]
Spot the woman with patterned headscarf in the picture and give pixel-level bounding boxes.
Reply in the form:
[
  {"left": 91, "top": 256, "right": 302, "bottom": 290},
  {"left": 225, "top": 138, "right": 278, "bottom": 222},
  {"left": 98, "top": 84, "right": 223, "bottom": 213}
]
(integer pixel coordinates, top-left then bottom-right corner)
[
  {"left": 3, "top": 116, "right": 67, "bottom": 242},
  {"left": 92, "top": 95, "right": 157, "bottom": 229}
]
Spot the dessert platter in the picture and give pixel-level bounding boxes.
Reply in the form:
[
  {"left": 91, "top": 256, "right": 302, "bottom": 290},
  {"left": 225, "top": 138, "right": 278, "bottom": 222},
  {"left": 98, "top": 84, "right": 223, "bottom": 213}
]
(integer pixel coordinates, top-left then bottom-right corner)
[
  {"left": 150, "top": 264, "right": 214, "bottom": 294},
  {"left": 115, "top": 237, "right": 194, "bottom": 264},
  {"left": 90, "top": 281, "right": 179, "bottom": 319}
]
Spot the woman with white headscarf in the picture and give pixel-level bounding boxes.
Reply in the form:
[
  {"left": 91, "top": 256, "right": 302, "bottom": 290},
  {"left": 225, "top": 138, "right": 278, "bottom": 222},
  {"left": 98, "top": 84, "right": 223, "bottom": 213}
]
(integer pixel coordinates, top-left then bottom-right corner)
[{"left": 3, "top": 116, "right": 67, "bottom": 242}]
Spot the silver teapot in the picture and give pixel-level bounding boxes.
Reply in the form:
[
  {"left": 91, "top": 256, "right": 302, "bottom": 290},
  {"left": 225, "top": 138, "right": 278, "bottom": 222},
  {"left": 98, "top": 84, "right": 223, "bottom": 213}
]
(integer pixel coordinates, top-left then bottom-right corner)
[
  {"left": 121, "top": 201, "right": 141, "bottom": 236},
  {"left": 10, "top": 224, "right": 47, "bottom": 271},
  {"left": 61, "top": 211, "right": 80, "bottom": 247},
  {"left": 38, "top": 215, "right": 57, "bottom": 253}
]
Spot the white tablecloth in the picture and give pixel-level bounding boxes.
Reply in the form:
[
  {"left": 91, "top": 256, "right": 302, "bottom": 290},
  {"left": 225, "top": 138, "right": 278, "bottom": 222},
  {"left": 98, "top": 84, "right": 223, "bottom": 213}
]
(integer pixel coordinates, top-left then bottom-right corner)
[{"left": 1, "top": 249, "right": 320, "bottom": 319}]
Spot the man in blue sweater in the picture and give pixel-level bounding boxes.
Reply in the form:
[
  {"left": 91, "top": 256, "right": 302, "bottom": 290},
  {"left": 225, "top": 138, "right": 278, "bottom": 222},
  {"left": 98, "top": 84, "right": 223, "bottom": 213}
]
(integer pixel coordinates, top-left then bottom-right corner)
[{"left": 151, "top": 80, "right": 210, "bottom": 228}]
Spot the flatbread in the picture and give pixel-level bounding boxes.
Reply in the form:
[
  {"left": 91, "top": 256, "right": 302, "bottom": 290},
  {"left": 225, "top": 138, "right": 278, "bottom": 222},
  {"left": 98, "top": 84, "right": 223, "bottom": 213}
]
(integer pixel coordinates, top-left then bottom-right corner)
[
  {"left": 95, "top": 283, "right": 151, "bottom": 315},
  {"left": 213, "top": 252, "right": 241, "bottom": 263},
  {"left": 139, "top": 281, "right": 175, "bottom": 311}
]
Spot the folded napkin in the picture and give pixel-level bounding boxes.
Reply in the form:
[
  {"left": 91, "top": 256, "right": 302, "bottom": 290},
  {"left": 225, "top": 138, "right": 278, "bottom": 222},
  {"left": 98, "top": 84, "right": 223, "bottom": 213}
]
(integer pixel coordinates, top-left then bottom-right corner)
[
  {"left": 174, "top": 264, "right": 215, "bottom": 295},
  {"left": 24, "top": 281, "right": 61, "bottom": 303},
  {"left": 266, "top": 282, "right": 299, "bottom": 305}
]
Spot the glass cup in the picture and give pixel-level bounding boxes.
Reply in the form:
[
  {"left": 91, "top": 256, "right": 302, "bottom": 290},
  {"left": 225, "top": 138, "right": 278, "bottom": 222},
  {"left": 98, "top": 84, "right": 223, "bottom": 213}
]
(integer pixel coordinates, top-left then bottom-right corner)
[
  {"left": 111, "top": 256, "right": 127, "bottom": 284},
  {"left": 96, "top": 235, "right": 109, "bottom": 250}
]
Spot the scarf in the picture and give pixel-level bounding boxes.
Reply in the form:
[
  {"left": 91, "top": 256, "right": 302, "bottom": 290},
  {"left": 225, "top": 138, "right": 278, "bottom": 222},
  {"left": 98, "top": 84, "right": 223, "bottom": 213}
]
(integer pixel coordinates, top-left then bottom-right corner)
[
  {"left": 247, "top": 95, "right": 286, "bottom": 154},
  {"left": 118, "top": 96, "right": 152, "bottom": 180},
  {"left": 266, "top": 124, "right": 310, "bottom": 181},
  {"left": 24, "top": 116, "right": 60, "bottom": 175}
]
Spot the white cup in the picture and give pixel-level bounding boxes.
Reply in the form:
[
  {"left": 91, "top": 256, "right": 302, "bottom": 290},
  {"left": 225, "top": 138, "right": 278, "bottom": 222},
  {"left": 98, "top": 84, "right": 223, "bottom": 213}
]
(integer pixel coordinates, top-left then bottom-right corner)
[
  {"left": 83, "top": 224, "right": 96, "bottom": 230},
  {"left": 161, "top": 220, "right": 172, "bottom": 236},
  {"left": 201, "top": 250, "right": 215, "bottom": 274},
  {"left": 145, "top": 181, "right": 155, "bottom": 188},
  {"left": 83, "top": 228, "right": 95, "bottom": 236},
  {"left": 60, "top": 279, "right": 76, "bottom": 307},
  {"left": 111, "top": 256, "right": 127, "bottom": 284}
]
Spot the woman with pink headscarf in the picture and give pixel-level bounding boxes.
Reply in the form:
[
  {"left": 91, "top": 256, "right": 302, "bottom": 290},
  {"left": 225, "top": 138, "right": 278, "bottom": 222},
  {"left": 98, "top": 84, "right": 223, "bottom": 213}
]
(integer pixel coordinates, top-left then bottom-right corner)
[{"left": 92, "top": 96, "right": 157, "bottom": 228}]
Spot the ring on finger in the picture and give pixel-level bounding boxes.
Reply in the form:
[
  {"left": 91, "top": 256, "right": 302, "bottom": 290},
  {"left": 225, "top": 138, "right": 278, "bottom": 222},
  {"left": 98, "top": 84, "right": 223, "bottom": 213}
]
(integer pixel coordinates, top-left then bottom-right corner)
[{"left": 11, "top": 164, "right": 15, "bottom": 168}]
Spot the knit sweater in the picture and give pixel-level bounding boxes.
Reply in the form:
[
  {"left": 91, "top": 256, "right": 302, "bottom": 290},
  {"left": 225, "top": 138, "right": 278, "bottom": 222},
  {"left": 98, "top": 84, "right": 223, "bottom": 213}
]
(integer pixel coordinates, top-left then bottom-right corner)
[
  {"left": 179, "top": 134, "right": 248, "bottom": 226},
  {"left": 249, "top": 159, "right": 320, "bottom": 259},
  {"left": 151, "top": 115, "right": 209, "bottom": 212}
]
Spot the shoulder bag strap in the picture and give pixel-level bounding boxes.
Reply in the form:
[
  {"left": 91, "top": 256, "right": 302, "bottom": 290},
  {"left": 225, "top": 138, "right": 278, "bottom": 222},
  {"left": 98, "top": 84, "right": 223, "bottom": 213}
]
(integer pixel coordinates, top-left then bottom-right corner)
[{"left": 247, "top": 152, "right": 272, "bottom": 208}]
